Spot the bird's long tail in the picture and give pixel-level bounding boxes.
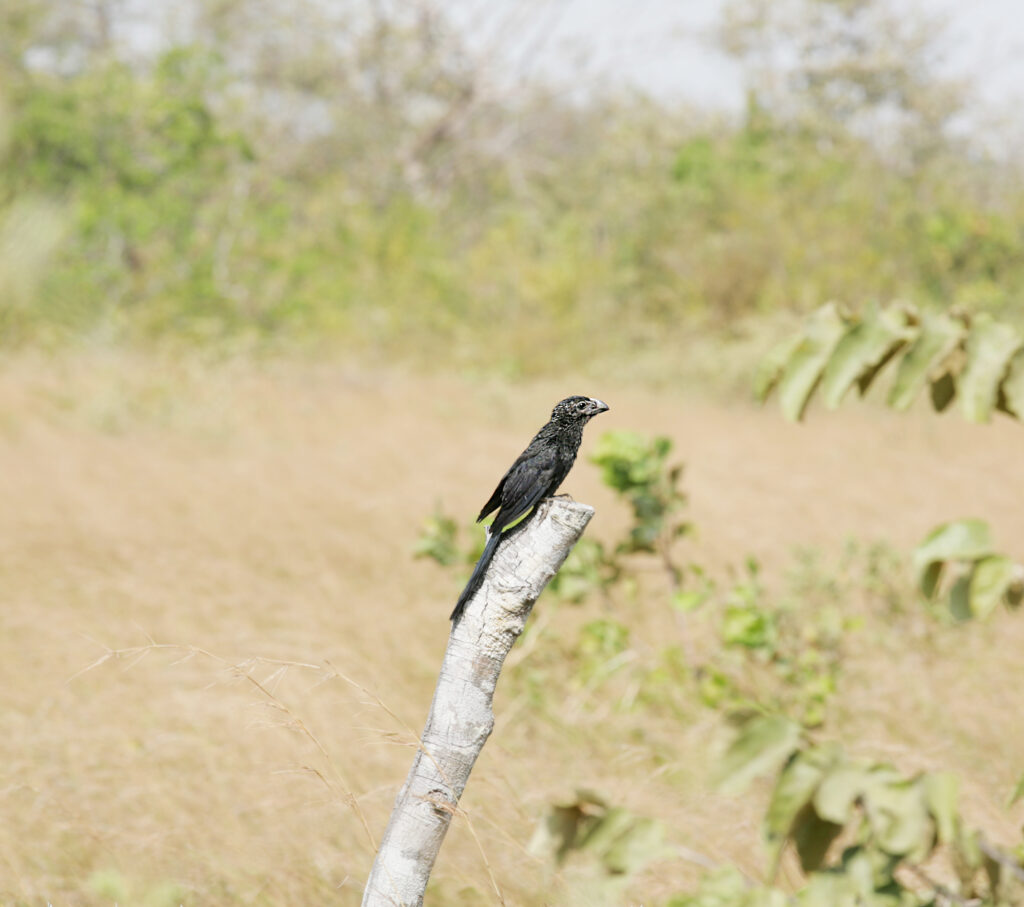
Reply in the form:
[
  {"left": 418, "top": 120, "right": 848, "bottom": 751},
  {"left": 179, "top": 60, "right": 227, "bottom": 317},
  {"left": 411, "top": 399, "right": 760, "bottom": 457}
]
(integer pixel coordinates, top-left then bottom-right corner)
[{"left": 450, "top": 529, "right": 502, "bottom": 623}]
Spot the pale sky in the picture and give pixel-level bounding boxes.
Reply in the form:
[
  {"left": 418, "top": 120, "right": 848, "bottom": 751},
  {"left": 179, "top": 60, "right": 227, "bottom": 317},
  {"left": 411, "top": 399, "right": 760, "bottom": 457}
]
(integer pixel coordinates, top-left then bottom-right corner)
[
  {"left": 116, "top": 0, "right": 1024, "bottom": 146},
  {"left": 506, "top": 0, "right": 1024, "bottom": 114}
]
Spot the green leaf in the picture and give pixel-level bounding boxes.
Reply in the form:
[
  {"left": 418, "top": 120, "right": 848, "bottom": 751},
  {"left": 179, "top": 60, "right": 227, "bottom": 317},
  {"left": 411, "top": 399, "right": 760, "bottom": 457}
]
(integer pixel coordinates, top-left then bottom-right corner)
[
  {"left": 834, "top": 845, "right": 903, "bottom": 900},
  {"left": 912, "top": 519, "right": 994, "bottom": 593},
  {"left": 590, "top": 431, "right": 669, "bottom": 492},
  {"left": 672, "top": 589, "right": 709, "bottom": 613},
  {"left": 1008, "top": 581, "right": 1024, "bottom": 609},
  {"left": 1000, "top": 348, "right": 1024, "bottom": 419},
  {"left": 920, "top": 561, "right": 943, "bottom": 599},
  {"left": 754, "top": 333, "right": 804, "bottom": 402},
  {"left": 527, "top": 804, "right": 587, "bottom": 863},
  {"left": 957, "top": 827, "right": 983, "bottom": 869},
  {"left": 722, "top": 605, "right": 775, "bottom": 649},
  {"left": 923, "top": 772, "right": 959, "bottom": 845},
  {"left": 412, "top": 509, "right": 460, "bottom": 565},
  {"left": 930, "top": 371, "right": 957, "bottom": 412},
  {"left": 527, "top": 789, "right": 608, "bottom": 863},
  {"left": 949, "top": 574, "right": 972, "bottom": 622},
  {"left": 716, "top": 715, "right": 803, "bottom": 796},
  {"left": 799, "top": 871, "right": 864, "bottom": 907},
  {"left": 863, "top": 774, "right": 931, "bottom": 857},
  {"left": 599, "top": 816, "right": 667, "bottom": 876},
  {"left": 814, "top": 763, "right": 867, "bottom": 824},
  {"left": 887, "top": 312, "right": 966, "bottom": 411},
  {"left": 969, "top": 555, "right": 1016, "bottom": 619},
  {"left": 959, "top": 314, "right": 1022, "bottom": 423},
  {"left": 820, "top": 306, "right": 915, "bottom": 409},
  {"left": 764, "top": 744, "right": 842, "bottom": 851},
  {"left": 578, "top": 806, "right": 636, "bottom": 858},
  {"left": 777, "top": 303, "right": 848, "bottom": 422},
  {"left": 792, "top": 811, "right": 843, "bottom": 873}
]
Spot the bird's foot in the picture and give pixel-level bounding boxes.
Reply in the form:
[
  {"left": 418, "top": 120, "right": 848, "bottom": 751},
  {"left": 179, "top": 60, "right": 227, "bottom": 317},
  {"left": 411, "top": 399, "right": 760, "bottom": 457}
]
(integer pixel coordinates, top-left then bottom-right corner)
[{"left": 551, "top": 493, "right": 575, "bottom": 502}]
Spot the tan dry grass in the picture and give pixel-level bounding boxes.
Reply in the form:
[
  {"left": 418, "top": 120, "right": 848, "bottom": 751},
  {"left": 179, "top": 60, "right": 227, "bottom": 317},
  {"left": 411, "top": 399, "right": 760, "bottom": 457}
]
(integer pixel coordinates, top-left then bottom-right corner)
[{"left": 1, "top": 353, "right": 1023, "bottom": 905}]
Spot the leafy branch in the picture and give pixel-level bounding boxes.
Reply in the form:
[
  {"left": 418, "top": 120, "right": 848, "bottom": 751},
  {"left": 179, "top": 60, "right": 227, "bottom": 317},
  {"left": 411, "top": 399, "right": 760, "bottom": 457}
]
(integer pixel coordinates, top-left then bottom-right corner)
[
  {"left": 913, "top": 519, "right": 1024, "bottom": 621},
  {"left": 682, "top": 715, "right": 1024, "bottom": 907},
  {"left": 756, "top": 302, "right": 1024, "bottom": 423}
]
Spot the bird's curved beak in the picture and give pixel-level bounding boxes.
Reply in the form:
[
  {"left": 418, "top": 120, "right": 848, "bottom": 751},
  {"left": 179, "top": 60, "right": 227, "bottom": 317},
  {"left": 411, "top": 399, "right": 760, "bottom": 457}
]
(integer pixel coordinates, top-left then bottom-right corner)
[{"left": 589, "top": 398, "right": 610, "bottom": 414}]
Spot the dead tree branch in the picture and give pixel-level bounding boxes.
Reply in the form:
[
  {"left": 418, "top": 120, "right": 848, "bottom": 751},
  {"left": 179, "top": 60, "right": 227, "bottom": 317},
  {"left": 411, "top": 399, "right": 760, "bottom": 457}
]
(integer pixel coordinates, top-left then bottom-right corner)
[{"left": 361, "top": 498, "right": 595, "bottom": 907}]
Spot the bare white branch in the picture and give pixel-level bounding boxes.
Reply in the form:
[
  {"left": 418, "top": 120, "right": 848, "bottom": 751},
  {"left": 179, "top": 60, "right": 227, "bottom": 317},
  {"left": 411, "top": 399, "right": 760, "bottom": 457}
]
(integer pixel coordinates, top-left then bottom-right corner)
[{"left": 361, "top": 497, "right": 595, "bottom": 907}]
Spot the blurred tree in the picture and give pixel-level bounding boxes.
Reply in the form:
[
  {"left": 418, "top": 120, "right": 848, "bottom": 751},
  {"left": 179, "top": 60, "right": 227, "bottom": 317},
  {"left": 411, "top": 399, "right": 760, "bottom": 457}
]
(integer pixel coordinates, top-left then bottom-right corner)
[
  {"left": 1, "top": 0, "right": 1024, "bottom": 359},
  {"left": 719, "top": 0, "right": 967, "bottom": 168}
]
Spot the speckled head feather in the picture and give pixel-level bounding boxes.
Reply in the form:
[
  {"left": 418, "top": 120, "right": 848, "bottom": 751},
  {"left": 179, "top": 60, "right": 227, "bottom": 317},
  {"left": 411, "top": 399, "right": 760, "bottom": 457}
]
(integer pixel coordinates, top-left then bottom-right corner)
[{"left": 550, "top": 396, "right": 610, "bottom": 424}]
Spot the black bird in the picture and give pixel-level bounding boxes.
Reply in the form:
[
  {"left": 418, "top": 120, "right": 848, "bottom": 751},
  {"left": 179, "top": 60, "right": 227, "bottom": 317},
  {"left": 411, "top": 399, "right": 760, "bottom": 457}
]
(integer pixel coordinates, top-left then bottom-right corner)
[{"left": 450, "top": 395, "right": 610, "bottom": 623}]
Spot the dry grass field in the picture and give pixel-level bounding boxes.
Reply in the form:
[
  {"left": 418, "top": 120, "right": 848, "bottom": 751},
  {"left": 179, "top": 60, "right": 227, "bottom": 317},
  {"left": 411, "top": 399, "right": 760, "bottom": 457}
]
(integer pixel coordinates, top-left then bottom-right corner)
[{"left": 2, "top": 353, "right": 1023, "bottom": 905}]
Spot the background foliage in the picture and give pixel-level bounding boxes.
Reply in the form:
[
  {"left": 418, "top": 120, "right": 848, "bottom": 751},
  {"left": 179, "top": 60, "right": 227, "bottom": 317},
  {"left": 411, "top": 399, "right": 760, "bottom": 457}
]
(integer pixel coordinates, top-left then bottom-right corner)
[{"left": 3, "top": 0, "right": 1024, "bottom": 373}]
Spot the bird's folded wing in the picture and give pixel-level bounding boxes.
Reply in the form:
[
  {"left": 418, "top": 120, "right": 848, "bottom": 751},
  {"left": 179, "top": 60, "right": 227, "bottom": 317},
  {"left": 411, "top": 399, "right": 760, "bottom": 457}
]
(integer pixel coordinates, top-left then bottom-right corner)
[{"left": 493, "top": 448, "right": 558, "bottom": 531}]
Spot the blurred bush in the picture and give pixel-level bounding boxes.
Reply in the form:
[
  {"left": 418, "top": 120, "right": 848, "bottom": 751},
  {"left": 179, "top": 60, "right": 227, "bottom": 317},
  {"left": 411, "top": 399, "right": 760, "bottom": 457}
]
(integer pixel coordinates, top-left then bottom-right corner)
[{"left": 3, "top": 0, "right": 1024, "bottom": 370}]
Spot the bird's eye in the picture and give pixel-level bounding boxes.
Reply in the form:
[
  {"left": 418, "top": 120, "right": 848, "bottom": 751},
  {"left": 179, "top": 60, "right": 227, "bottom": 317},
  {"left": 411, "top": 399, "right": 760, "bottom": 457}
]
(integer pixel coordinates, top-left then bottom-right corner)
[{"left": 577, "top": 401, "right": 587, "bottom": 411}]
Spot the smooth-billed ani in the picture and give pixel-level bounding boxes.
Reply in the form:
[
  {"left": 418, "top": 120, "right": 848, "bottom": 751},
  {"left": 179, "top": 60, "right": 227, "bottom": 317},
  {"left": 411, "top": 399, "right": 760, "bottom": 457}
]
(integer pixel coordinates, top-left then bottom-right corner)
[{"left": 450, "top": 395, "right": 610, "bottom": 623}]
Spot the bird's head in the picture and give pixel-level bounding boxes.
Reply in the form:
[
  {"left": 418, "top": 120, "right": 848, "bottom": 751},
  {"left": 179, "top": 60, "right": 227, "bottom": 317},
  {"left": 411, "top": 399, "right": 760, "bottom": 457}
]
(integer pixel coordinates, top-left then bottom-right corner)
[{"left": 552, "top": 395, "right": 610, "bottom": 424}]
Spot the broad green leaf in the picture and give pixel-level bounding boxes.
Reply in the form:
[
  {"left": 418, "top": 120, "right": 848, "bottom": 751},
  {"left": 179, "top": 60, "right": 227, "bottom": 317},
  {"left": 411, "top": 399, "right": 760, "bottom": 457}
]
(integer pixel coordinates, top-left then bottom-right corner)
[
  {"left": 722, "top": 605, "right": 775, "bottom": 648},
  {"left": 765, "top": 744, "right": 842, "bottom": 850},
  {"left": 949, "top": 574, "right": 972, "bottom": 622},
  {"left": 855, "top": 343, "right": 904, "bottom": 397},
  {"left": 820, "top": 307, "right": 915, "bottom": 409},
  {"left": 912, "top": 519, "right": 994, "bottom": 593},
  {"left": 792, "top": 811, "right": 843, "bottom": 873},
  {"left": 969, "top": 555, "right": 1016, "bottom": 619},
  {"left": 777, "top": 303, "right": 848, "bottom": 422},
  {"left": 923, "top": 772, "right": 959, "bottom": 845},
  {"left": 834, "top": 845, "right": 904, "bottom": 902},
  {"left": 1000, "top": 348, "right": 1024, "bottom": 419},
  {"left": 799, "top": 872, "right": 864, "bottom": 907},
  {"left": 573, "top": 788, "right": 608, "bottom": 808},
  {"left": 590, "top": 431, "right": 671, "bottom": 492},
  {"left": 958, "top": 827, "right": 983, "bottom": 869},
  {"left": 527, "top": 805, "right": 587, "bottom": 862},
  {"left": 814, "top": 763, "right": 867, "bottom": 824},
  {"left": 959, "top": 314, "right": 1022, "bottom": 423},
  {"left": 600, "top": 816, "right": 668, "bottom": 876},
  {"left": 920, "top": 561, "right": 943, "bottom": 599},
  {"left": 527, "top": 789, "right": 608, "bottom": 862},
  {"left": 765, "top": 755, "right": 825, "bottom": 842},
  {"left": 716, "top": 715, "right": 802, "bottom": 795},
  {"left": 672, "top": 589, "right": 709, "bottom": 613},
  {"left": 887, "top": 312, "right": 966, "bottom": 410},
  {"left": 579, "top": 806, "right": 637, "bottom": 857},
  {"left": 930, "top": 371, "right": 956, "bottom": 412},
  {"left": 754, "top": 332, "right": 804, "bottom": 402},
  {"left": 532, "top": 795, "right": 668, "bottom": 878},
  {"left": 412, "top": 510, "right": 460, "bottom": 565},
  {"left": 863, "top": 776, "right": 931, "bottom": 857},
  {"left": 1008, "top": 581, "right": 1024, "bottom": 608}
]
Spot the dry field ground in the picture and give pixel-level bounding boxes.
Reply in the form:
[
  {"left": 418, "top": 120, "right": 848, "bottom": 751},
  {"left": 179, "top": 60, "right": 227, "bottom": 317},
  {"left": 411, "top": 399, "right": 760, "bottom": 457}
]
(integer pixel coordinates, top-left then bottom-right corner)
[{"left": 1, "top": 353, "right": 1023, "bottom": 905}]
